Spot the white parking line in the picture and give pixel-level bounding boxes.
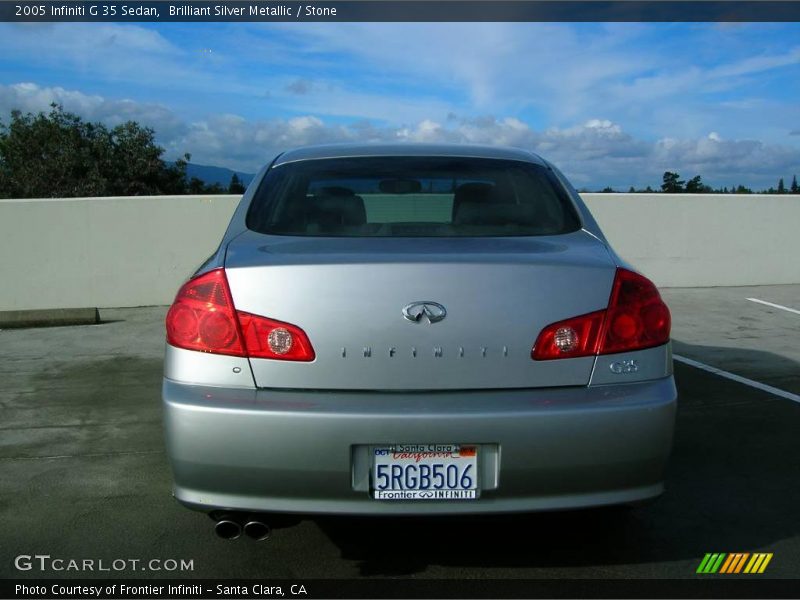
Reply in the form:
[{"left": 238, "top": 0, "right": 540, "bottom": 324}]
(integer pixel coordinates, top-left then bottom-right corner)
[
  {"left": 746, "top": 297, "right": 800, "bottom": 315},
  {"left": 673, "top": 354, "right": 800, "bottom": 404}
]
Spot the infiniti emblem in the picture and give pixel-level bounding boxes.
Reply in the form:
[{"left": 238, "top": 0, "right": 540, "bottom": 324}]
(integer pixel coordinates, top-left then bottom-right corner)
[{"left": 402, "top": 301, "right": 447, "bottom": 324}]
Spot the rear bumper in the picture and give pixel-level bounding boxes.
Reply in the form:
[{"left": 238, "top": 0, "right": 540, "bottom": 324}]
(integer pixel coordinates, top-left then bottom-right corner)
[{"left": 163, "top": 377, "right": 676, "bottom": 515}]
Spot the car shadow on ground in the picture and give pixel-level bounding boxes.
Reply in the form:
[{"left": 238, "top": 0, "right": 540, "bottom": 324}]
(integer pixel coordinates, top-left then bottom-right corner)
[{"left": 313, "top": 343, "right": 800, "bottom": 576}]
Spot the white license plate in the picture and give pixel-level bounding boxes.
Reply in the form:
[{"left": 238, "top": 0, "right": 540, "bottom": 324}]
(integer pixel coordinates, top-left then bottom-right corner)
[{"left": 372, "top": 444, "right": 478, "bottom": 500}]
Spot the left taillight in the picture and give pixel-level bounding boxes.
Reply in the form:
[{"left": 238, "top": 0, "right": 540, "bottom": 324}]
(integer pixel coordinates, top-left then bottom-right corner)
[
  {"left": 237, "top": 312, "right": 316, "bottom": 362},
  {"left": 166, "top": 269, "right": 245, "bottom": 356},
  {"left": 166, "top": 269, "right": 315, "bottom": 362}
]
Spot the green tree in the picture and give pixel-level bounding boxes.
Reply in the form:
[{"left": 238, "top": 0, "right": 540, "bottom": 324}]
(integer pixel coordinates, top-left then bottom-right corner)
[
  {"left": 228, "top": 173, "right": 246, "bottom": 194},
  {"left": 791, "top": 175, "right": 799, "bottom": 194},
  {"left": 104, "top": 121, "right": 188, "bottom": 196},
  {"left": 661, "top": 171, "right": 685, "bottom": 193},
  {"left": 684, "top": 175, "right": 711, "bottom": 193},
  {"left": 186, "top": 177, "right": 227, "bottom": 195},
  {"left": 777, "top": 178, "right": 786, "bottom": 194},
  {"left": 187, "top": 177, "right": 208, "bottom": 194},
  {"left": 0, "top": 104, "right": 188, "bottom": 198},
  {"left": 187, "top": 176, "right": 225, "bottom": 194}
]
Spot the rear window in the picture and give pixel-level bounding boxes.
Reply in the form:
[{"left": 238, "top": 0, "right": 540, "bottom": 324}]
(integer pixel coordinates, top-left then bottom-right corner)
[{"left": 246, "top": 156, "right": 581, "bottom": 237}]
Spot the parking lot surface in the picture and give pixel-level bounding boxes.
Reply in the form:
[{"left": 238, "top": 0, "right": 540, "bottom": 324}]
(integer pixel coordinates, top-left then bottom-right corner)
[{"left": 1, "top": 285, "right": 798, "bottom": 579}]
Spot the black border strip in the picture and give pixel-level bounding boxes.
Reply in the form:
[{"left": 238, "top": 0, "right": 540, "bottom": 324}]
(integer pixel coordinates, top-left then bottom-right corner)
[
  {"left": 3, "top": 578, "right": 800, "bottom": 599},
  {"left": 4, "top": 1, "right": 800, "bottom": 23}
]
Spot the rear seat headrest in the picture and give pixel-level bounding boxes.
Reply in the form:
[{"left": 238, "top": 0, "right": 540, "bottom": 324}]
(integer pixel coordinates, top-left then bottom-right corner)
[
  {"left": 307, "top": 189, "right": 366, "bottom": 226},
  {"left": 451, "top": 182, "right": 495, "bottom": 220}
]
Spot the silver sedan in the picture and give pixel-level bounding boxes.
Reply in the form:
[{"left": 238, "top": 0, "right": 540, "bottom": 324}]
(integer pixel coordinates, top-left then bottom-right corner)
[{"left": 162, "top": 143, "right": 676, "bottom": 540}]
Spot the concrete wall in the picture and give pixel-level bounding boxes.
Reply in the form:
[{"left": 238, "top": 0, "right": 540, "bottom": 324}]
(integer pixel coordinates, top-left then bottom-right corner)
[
  {"left": 1, "top": 193, "right": 799, "bottom": 310},
  {"left": 0, "top": 195, "right": 240, "bottom": 311},
  {"left": 583, "top": 193, "right": 800, "bottom": 288}
]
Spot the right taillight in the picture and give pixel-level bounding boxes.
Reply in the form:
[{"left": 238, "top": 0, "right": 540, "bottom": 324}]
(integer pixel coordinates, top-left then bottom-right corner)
[
  {"left": 599, "top": 268, "right": 670, "bottom": 355},
  {"left": 532, "top": 268, "right": 670, "bottom": 360},
  {"left": 166, "top": 269, "right": 315, "bottom": 362}
]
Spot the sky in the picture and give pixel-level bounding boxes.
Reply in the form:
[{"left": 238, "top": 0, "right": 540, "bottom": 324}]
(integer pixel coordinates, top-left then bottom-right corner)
[{"left": 0, "top": 21, "right": 799, "bottom": 190}]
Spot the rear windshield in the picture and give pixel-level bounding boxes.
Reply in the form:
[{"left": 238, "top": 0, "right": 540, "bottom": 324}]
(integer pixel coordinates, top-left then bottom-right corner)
[{"left": 246, "top": 156, "right": 581, "bottom": 237}]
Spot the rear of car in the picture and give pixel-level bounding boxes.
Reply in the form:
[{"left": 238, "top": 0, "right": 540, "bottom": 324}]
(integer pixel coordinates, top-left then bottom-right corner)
[{"left": 162, "top": 144, "right": 676, "bottom": 523}]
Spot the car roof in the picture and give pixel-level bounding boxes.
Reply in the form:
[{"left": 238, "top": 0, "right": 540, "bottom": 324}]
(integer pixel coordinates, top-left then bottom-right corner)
[{"left": 271, "top": 143, "right": 547, "bottom": 167}]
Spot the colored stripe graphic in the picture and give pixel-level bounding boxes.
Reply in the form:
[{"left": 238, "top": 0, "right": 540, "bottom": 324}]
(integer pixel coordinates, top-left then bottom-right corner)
[
  {"left": 696, "top": 554, "right": 713, "bottom": 573},
  {"left": 697, "top": 553, "right": 727, "bottom": 574},
  {"left": 699, "top": 552, "right": 773, "bottom": 574},
  {"left": 744, "top": 553, "right": 774, "bottom": 574},
  {"left": 734, "top": 553, "right": 750, "bottom": 573},
  {"left": 719, "top": 554, "right": 735, "bottom": 573},
  {"left": 718, "top": 554, "right": 735, "bottom": 573},
  {"left": 759, "top": 554, "right": 774, "bottom": 573},
  {"left": 723, "top": 553, "right": 749, "bottom": 573}
]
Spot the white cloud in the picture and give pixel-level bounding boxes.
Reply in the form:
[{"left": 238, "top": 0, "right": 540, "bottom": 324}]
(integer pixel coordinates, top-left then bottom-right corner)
[
  {"left": 261, "top": 23, "right": 800, "bottom": 145},
  {"left": 0, "top": 23, "right": 257, "bottom": 99},
  {"left": 4, "top": 22, "right": 800, "bottom": 150},
  {"left": 710, "top": 46, "right": 800, "bottom": 79},
  {"left": 2, "top": 83, "right": 798, "bottom": 189},
  {"left": 0, "top": 82, "right": 187, "bottom": 139},
  {"left": 653, "top": 134, "right": 799, "bottom": 176},
  {"left": 0, "top": 23, "right": 178, "bottom": 70},
  {"left": 266, "top": 22, "right": 651, "bottom": 120}
]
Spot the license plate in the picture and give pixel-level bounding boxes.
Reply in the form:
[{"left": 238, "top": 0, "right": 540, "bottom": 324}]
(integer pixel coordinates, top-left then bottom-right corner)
[{"left": 372, "top": 444, "right": 478, "bottom": 500}]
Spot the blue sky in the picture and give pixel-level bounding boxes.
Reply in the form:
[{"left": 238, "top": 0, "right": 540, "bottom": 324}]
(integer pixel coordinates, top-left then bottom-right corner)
[{"left": 0, "top": 21, "right": 799, "bottom": 189}]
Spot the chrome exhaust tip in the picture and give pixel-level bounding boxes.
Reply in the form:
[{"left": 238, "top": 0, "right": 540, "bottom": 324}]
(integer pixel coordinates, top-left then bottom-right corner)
[
  {"left": 214, "top": 519, "right": 242, "bottom": 540},
  {"left": 243, "top": 520, "right": 271, "bottom": 541}
]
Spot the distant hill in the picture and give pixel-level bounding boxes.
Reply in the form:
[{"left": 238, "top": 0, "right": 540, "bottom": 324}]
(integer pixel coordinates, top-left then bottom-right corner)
[{"left": 184, "top": 163, "right": 255, "bottom": 188}]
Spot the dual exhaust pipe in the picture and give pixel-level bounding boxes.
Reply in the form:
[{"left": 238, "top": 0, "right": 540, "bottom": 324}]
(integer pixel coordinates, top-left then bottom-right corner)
[{"left": 214, "top": 515, "right": 271, "bottom": 541}]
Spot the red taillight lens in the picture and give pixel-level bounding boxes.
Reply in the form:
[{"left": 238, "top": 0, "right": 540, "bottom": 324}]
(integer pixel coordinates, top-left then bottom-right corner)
[
  {"left": 531, "top": 268, "right": 670, "bottom": 360},
  {"left": 600, "top": 268, "right": 671, "bottom": 354},
  {"left": 166, "top": 269, "right": 245, "bottom": 356},
  {"left": 237, "top": 312, "right": 315, "bottom": 362},
  {"left": 531, "top": 310, "right": 605, "bottom": 360},
  {"left": 166, "top": 269, "right": 315, "bottom": 361}
]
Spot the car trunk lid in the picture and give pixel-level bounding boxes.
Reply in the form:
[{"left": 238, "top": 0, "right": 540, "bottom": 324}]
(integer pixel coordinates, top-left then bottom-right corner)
[{"left": 224, "top": 230, "right": 616, "bottom": 390}]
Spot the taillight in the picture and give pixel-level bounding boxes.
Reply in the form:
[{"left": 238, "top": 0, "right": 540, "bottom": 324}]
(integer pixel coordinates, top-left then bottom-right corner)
[
  {"left": 532, "top": 268, "right": 670, "bottom": 360},
  {"left": 237, "top": 312, "right": 315, "bottom": 361},
  {"left": 166, "top": 269, "right": 245, "bottom": 356},
  {"left": 600, "top": 268, "right": 670, "bottom": 355},
  {"left": 166, "top": 269, "right": 315, "bottom": 361},
  {"left": 531, "top": 310, "right": 605, "bottom": 360}
]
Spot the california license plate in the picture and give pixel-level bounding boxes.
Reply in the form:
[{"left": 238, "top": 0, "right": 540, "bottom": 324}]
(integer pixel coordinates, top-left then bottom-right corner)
[{"left": 372, "top": 444, "right": 478, "bottom": 500}]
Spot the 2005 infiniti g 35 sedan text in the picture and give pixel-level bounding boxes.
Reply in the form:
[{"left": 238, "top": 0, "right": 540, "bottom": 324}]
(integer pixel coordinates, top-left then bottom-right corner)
[{"left": 162, "top": 143, "right": 676, "bottom": 539}]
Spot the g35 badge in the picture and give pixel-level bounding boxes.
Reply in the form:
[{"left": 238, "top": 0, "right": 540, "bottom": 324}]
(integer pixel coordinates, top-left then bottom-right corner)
[{"left": 609, "top": 359, "right": 639, "bottom": 374}]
